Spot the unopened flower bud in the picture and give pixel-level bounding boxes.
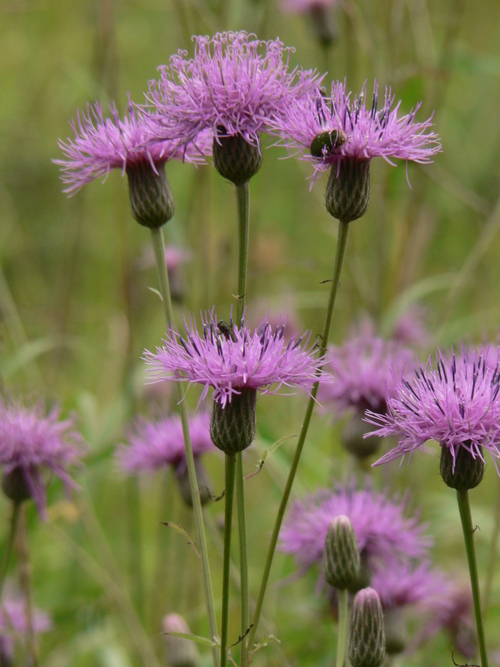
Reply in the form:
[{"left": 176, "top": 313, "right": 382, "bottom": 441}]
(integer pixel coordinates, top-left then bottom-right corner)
[
  {"left": 163, "top": 614, "right": 200, "bottom": 667},
  {"left": 440, "top": 445, "right": 484, "bottom": 491},
  {"left": 210, "top": 388, "right": 257, "bottom": 455},
  {"left": 175, "top": 459, "right": 212, "bottom": 508},
  {"left": 341, "top": 411, "right": 381, "bottom": 460},
  {"left": 213, "top": 129, "right": 262, "bottom": 185},
  {"left": 127, "top": 161, "right": 174, "bottom": 228},
  {"left": 323, "top": 515, "right": 360, "bottom": 590},
  {"left": 348, "top": 587, "right": 386, "bottom": 667},
  {"left": 2, "top": 467, "right": 32, "bottom": 505},
  {"left": 325, "top": 159, "right": 370, "bottom": 223}
]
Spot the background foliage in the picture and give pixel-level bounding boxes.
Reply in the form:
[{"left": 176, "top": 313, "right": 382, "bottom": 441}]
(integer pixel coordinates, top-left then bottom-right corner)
[{"left": 1, "top": 0, "right": 500, "bottom": 665}]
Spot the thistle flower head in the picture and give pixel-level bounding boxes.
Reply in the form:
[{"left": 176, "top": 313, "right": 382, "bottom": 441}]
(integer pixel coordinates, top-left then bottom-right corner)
[
  {"left": 274, "top": 79, "right": 441, "bottom": 186},
  {"left": 0, "top": 401, "right": 84, "bottom": 518},
  {"left": 371, "top": 561, "right": 448, "bottom": 612},
  {"left": 148, "top": 31, "right": 320, "bottom": 148},
  {"left": 116, "top": 411, "right": 214, "bottom": 475},
  {"left": 320, "top": 327, "right": 414, "bottom": 417},
  {"left": 367, "top": 347, "right": 500, "bottom": 473},
  {"left": 280, "top": 482, "right": 431, "bottom": 576},
  {"left": 0, "top": 598, "right": 51, "bottom": 663},
  {"left": 144, "top": 310, "right": 325, "bottom": 408},
  {"left": 55, "top": 100, "right": 208, "bottom": 195}
]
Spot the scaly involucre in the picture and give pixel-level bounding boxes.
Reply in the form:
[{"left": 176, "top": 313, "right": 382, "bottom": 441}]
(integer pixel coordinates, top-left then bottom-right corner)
[
  {"left": 274, "top": 79, "right": 441, "bottom": 184},
  {"left": 280, "top": 482, "right": 431, "bottom": 574},
  {"left": 0, "top": 401, "right": 84, "bottom": 517},
  {"left": 144, "top": 310, "right": 325, "bottom": 407},
  {"left": 148, "top": 31, "right": 321, "bottom": 147},
  {"left": 55, "top": 101, "right": 207, "bottom": 194},
  {"left": 117, "top": 411, "right": 214, "bottom": 474},
  {"left": 367, "top": 348, "right": 500, "bottom": 471}
]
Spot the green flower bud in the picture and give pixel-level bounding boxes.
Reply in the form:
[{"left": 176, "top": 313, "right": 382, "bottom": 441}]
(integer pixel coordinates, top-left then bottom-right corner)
[
  {"left": 323, "top": 515, "right": 361, "bottom": 590},
  {"left": 175, "top": 459, "right": 212, "bottom": 508},
  {"left": 164, "top": 614, "right": 200, "bottom": 667},
  {"left": 341, "top": 411, "right": 382, "bottom": 460},
  {"left": 348, "top": 587, "right": 386, "bottom": 667},
  {"left": 213, "top": 129, "right": 262, "bottom": 185},
  {"left": 2, "top": 467, "right": 32, "bottom": 505}
]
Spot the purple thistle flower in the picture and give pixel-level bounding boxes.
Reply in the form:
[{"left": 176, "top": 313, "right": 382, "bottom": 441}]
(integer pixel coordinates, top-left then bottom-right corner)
[
  {"left": 371, "top": 561, "right": 448, "bottom": 612},
  {"left": 117, "top": 411, "right": 214, "bottom": 475},
  {"left": 280, "top": 482, "right": 431, "bottom": 576},
  {"left": 147, "top": 31, "right": 321, "bottom": 149},
  {"left": 319, "top": 325, "right": 414, "bottom": 417},
  {"left": 366, "top": 347, "right": 500, "bottom": 472},
  {"left": 55, "top": 100, "right": 209, "bottom": 195},
  {"left": 274, "top": 79, "right": 441, "bottom": 186},
  {"left": 0, "top": 598, "right": 51, "bottom": 663},
  {"left": 144, "top": 310, "right": 325, "bottom": 408},
  {"left": 0, "top": 401, "right": 85, "bottom": 518}
]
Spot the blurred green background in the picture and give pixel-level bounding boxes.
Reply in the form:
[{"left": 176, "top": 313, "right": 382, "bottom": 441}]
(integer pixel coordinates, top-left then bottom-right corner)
[{"left": 1, "top": 0, "right": 500, "bottom": 665}]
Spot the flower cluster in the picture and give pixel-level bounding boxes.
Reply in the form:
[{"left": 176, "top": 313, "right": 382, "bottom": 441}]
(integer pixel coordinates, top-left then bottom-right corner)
[
  {"left": 0, "top": 598, "right": 51, "bottom": 663},
  {"left": 144, "top": 310, "right": 325, "bottom": 407},
  {"left": 147, "top": 31, "right": 321, "bottom": 148},
  {"left": 0, "top": 401, "right": 84, "bottom": 518},
  {"left": 117, "top": 411, "right": 214, "bottom": 475},
  {"left": 274, "top": 79, "right": 441, "bottom": 184},
  {"left": 367, "top": 347, "right": 500, "bottom": 472}
]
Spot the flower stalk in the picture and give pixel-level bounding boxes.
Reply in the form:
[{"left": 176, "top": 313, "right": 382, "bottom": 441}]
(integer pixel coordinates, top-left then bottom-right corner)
[
  {"left": 150, "top": 226, "right": 219, "bottom": 666},
  {"left": 456, "top": 489, "right": 489, "bottom": 667},
  {"left": 221, "top": 453, "right": 237, "bottom": 667},
  {"left": 248, "top": 219, "right": 350, "bottom": 651},
  {"left": 336, "top": 589, "right": 348, "bottom": 667},
  {"left": 0, "top": 500, "right": 22, "bottom": 600}
]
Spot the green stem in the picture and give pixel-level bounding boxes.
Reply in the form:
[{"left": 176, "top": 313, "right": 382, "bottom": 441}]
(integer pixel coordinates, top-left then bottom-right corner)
[
  {"left": 456, "top": 489, "right": 489, "bottom": 667},
  {"left": 235, "top": 183, "right": 250, "bottom": 325},
  {"left": 0, "top": 500, "right": 22, "bottom": 600},
  {"left": 125, "top": 476, "right": 145, "bottom": 622},
  {"left": 221, "top": 454, "right": 237, "bottom": 667},
  {"left": 336, "top": 589, "right": 348, "bottom": 667},
  {"left": 19, "top": 505, "right": 38, "bottom": 666},
  {"left": 236, "top": 454, "right": 249, "bottom": 667},
  {"left": 235, "top": 182, "right": 250, "bottom": 666},
  {"left": 150, "top": 227, "right": 219, "bottom": 666},
  {"left": 248, "top": 219, "right": 350, "bottom": 653}
]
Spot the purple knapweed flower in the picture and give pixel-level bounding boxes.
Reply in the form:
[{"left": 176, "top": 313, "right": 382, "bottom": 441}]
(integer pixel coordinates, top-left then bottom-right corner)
[
  {"left": 411, "top": 580, "right": 475, "bottom": 658},
  {"left": 148, "top": 31, "right": 320, "bottom": 149},
  {"left": 319, "top": 325, "right": 414, "bottom": 417},
  {"left": 0, "top": 598, "right": 51, "bottom": 663},
  {"left": 0, "top": 401, "right": 84, "bottom": 519},
  {"left": 280, "top": 482, "right": 431, "bottom": 577},
  {"left": 144, "top": 310, "right": 325, "bottom": 408},
  {"left": 366, "top": 348, "right": 500, "bottom": 473},
  {"left": 274, "top": 79, "right": 441, "bottom": 186},
  {"left": 117, "top": 411, "right": 214, "bottom": 475},
  {"left": 371, "top": 561, "right": 448, "bottom": 612},
  {"left": 55, "top": 101, "right": 208, "bottom": 195}
]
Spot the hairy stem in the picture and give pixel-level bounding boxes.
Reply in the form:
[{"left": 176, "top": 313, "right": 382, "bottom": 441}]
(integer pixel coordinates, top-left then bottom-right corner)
[{"left": 221, "top": 454, "right": 237, "bottom": 667}]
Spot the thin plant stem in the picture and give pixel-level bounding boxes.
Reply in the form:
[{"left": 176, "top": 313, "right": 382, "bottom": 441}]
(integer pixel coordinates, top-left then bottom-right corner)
[
  {"left": 456, "top": 489, "right": 489, "bottom": 667},
  {"left": 221, "top": 454, "right": 237, "bottom": 667},
  {"left": 150, "top": 226, "right": 219, "bottom": 666},
  {"left": 336, "top": 589, "right": 348, "bottom": 667},
  {"left": 235, "top": 182, "right": 250, "bottom": 667},
  {"left": 0, "top": 500, "right": 22, "bottom": 601},
  {"left": 248, "top": 219, "right": 350, "bottom": 653},
  {"left": 125, "top": 476, "right": 145, "bottom": 621},
  {"left": 482, "top": 475, "right": 500, "bottom": 615},
  {"left": 236, "top": 453, "right": 249, "bottom": 667},
  {"left": 18, "top": 505, "right": 38, "bottom": 667}
]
